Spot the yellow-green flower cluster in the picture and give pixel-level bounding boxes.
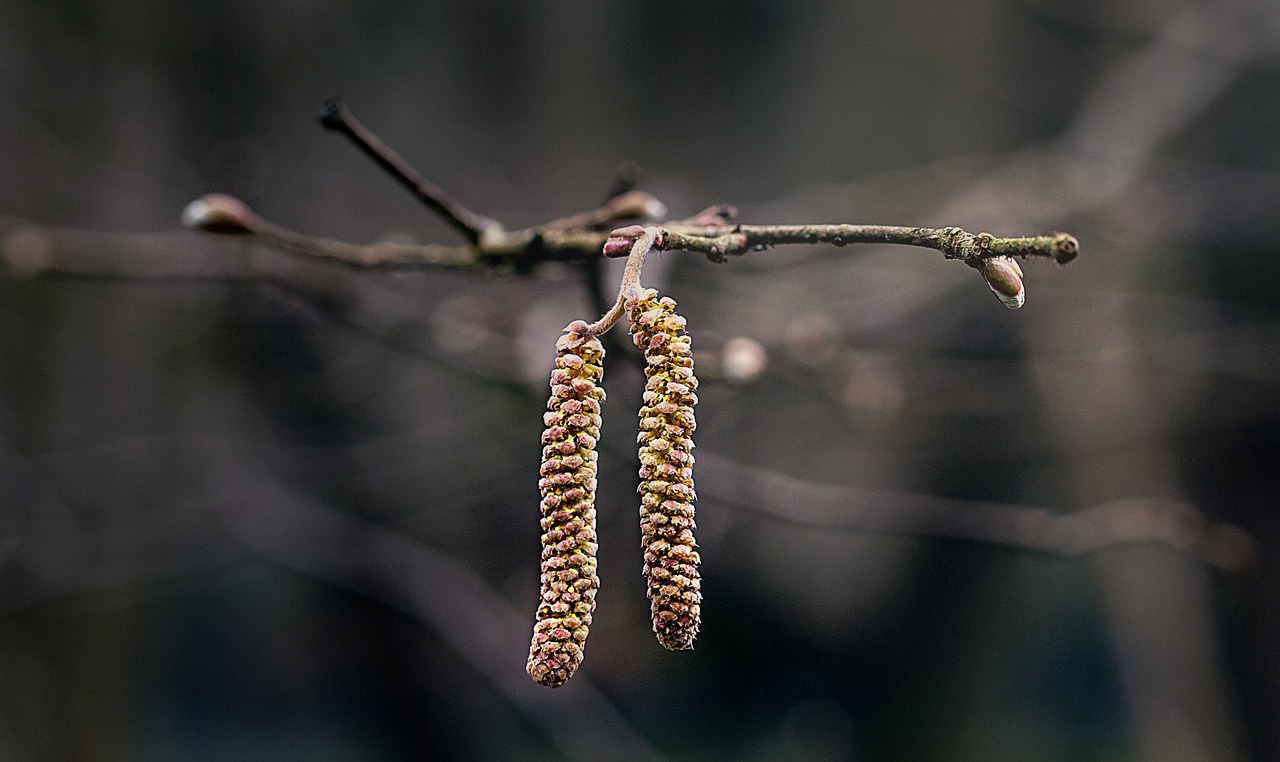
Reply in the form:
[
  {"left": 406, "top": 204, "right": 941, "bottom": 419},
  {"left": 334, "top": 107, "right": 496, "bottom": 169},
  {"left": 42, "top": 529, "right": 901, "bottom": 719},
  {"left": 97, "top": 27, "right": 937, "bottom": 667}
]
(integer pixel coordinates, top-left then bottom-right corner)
[
  {"left": 527, "top": 321, "right": 604, "bottom": 687},
  {"left": 627, "top": 288, "right": 702, "bottom": 650}
]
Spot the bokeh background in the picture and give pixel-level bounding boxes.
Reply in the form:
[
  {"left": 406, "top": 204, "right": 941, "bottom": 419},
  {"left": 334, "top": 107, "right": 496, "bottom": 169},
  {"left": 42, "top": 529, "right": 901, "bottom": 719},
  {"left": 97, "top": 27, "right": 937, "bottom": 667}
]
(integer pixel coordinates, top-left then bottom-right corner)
[{"left": 2, "top": 1, "right": 1279, "bottom": 760}]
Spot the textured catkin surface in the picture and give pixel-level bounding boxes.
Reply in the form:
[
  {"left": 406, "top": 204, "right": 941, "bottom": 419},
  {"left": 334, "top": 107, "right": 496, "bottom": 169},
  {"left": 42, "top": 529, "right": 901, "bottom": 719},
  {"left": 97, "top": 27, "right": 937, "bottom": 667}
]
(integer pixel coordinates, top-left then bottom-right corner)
[
  {"left": 627, "top": 289, "right": 702, "bottom": 650},
  {"left": 527, "top": 321, "right": 604, "bottom": 687}
]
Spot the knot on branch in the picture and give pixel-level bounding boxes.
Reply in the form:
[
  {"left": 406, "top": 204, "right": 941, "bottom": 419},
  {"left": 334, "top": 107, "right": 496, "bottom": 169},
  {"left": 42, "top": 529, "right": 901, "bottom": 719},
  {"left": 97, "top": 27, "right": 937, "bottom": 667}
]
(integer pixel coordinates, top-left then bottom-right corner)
[
  {"left": 935, "top": 226, "right": 984, "bottom": 266},
  {"left": 1049, "top": 232, "right": 1080, "bottom": 265}
]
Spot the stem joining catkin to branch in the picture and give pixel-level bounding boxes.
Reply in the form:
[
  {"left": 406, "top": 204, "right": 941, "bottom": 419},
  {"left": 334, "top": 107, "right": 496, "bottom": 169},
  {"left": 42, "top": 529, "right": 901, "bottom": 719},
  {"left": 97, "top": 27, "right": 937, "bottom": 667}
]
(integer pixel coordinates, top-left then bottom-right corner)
[
  {"left": 627, "top": 289, "right": 702, "bottom": 650},
  {"left": 527, "top": 321, "right": 605, "bottom": 687}
]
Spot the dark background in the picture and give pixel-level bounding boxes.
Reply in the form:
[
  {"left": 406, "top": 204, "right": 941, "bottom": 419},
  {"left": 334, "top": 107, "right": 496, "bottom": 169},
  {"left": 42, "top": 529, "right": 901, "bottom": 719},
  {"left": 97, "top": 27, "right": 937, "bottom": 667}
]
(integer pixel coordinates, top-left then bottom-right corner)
[{"left": 1, "top": 1, "right": 1278, "bottom": 760}]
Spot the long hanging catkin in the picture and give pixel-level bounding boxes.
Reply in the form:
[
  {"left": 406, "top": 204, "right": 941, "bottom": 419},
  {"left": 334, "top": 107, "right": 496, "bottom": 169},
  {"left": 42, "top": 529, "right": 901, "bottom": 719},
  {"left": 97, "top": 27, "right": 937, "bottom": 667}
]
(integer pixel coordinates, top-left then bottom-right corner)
[
  {"left": 627, "top": 288, "right": 701, "bottom": 650},
  {"left": 527, "top": 321, "right": 605, "bottom": 687}
]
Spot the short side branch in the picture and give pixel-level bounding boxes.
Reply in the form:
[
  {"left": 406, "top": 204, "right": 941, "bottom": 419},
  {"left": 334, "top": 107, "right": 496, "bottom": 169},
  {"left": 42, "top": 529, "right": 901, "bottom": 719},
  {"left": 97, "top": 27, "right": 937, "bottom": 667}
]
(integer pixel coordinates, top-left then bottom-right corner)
[
  {"left": 181, "top": 194, "right": 479, "bottom": 268},
  {"left": 540, "top": 190, "right": 667, "bottom": 231},
  {"left": 319, "top": 98, "right": 498, "bottom": 244}
]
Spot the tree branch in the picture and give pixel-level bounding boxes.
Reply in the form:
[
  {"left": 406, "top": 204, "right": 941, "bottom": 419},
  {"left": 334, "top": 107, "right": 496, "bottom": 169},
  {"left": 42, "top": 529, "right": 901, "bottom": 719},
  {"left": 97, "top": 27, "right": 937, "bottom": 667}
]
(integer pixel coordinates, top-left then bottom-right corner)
[
  {"left": 175, "top": 99, "right": 1078, "bottom": 309},
  {"left": 182, "top": 194, "right": 1076, "bottom": 278}
]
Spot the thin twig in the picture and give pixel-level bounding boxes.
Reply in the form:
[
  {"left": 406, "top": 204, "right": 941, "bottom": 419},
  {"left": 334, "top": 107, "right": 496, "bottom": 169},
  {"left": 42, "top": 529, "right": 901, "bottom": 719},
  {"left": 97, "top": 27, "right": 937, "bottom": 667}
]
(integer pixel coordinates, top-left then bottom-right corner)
[
  {"left": 318, "top": 98, "right": 499, "bottom": 244},
  {"left": 540, "top": 190, "right": 667, "bottom": 231},
  {"left": 249, "top": 213, "right": 481, "bottom": 267},
  {"left": 178, "top": 193, "right": 480, "bottom": 268},
  {"left": 602, "top": 160, "right": 643, "bottom": 202},
  {"left": 652, "top": 224, "right": 1079, "bottom": 267}
]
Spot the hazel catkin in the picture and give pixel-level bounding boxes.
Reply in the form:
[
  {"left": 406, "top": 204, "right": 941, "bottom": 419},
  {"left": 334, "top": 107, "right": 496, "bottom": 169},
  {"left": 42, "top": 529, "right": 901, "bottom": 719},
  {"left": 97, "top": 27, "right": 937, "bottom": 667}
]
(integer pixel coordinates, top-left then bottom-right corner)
[
  {"left": 527, "top": 321, "right": 605, "bottom": 687},
  {"left": 627, "top": 289, "right": 702, "bottom": 650}
]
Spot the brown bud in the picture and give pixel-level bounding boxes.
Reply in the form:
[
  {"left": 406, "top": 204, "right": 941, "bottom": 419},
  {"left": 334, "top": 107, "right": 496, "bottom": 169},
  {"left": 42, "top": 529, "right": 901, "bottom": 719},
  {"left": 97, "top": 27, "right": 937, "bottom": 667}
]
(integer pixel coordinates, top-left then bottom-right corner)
[
  {"left": 181, "top": 194, "right": 254, "bottom": 234},
  {"left": 981, "top": 257, "right": 1025, "bottom": 310}
]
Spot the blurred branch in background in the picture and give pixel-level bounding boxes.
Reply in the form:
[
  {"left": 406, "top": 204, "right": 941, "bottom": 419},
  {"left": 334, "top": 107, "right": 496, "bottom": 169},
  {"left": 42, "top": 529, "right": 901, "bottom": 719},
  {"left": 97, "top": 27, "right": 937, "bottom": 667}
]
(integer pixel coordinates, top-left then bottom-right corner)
[
  {"left": 215, "top": 457, "right": 664, "bottom": 762},
  {"left": 942, "top": 3, "right": 1278, "bottom": 760},
  {"left": 697, "top": 452, "right": 1256, "bottom": 571},
  {"left": 0, "top": 433, "right": 662, "bottom": 761}
]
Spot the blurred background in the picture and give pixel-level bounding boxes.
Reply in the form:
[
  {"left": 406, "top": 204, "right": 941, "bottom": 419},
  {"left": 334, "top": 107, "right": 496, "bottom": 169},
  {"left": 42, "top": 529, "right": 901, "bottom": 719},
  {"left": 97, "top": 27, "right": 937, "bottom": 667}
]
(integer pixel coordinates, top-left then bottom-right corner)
[{"left": 1, "top": 0, "right": 1278, "bottom": 759}]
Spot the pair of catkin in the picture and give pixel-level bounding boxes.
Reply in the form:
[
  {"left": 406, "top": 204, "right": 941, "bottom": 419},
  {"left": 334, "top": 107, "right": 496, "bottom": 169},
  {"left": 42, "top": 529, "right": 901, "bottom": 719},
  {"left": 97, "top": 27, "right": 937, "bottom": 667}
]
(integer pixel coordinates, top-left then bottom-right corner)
[{"left": 527, "top": 290, "right": 701, "bottom": 687}]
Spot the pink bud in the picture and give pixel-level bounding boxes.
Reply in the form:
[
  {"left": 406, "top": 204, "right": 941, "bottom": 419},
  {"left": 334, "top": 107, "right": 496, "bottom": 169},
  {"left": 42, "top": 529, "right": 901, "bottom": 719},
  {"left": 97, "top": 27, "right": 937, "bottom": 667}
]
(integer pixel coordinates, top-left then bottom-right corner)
[
  {"left": 602, "top": 237, "right": 634, "bottom": 257},
  {"left": 609, "top": 224, "right": 647, "bottom": 238}
]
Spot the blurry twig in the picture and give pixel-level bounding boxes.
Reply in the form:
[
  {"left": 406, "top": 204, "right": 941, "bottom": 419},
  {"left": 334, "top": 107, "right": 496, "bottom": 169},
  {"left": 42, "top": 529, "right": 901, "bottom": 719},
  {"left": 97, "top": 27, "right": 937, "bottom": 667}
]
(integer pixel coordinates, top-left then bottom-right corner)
[
  {"left": 216, "top": 460, "right": 664, "bottom": 762},
  {"left": 0, "top": 433, "right": 662, "bottom": 758},
  {"left": 0, "top": 212, "right": 541, "bottom": 393},
  {"left": 962, "top": 5, "right": 1269, "bottom": 760},
  {"left": 0, "top": 212, "right": 254, "bottom": 279},
  {"left": 696, "top": 451, "right": 1257, "bottom": 571},
  {"left": 0, "top": 435, "right": 234, "bottom": 615}
]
